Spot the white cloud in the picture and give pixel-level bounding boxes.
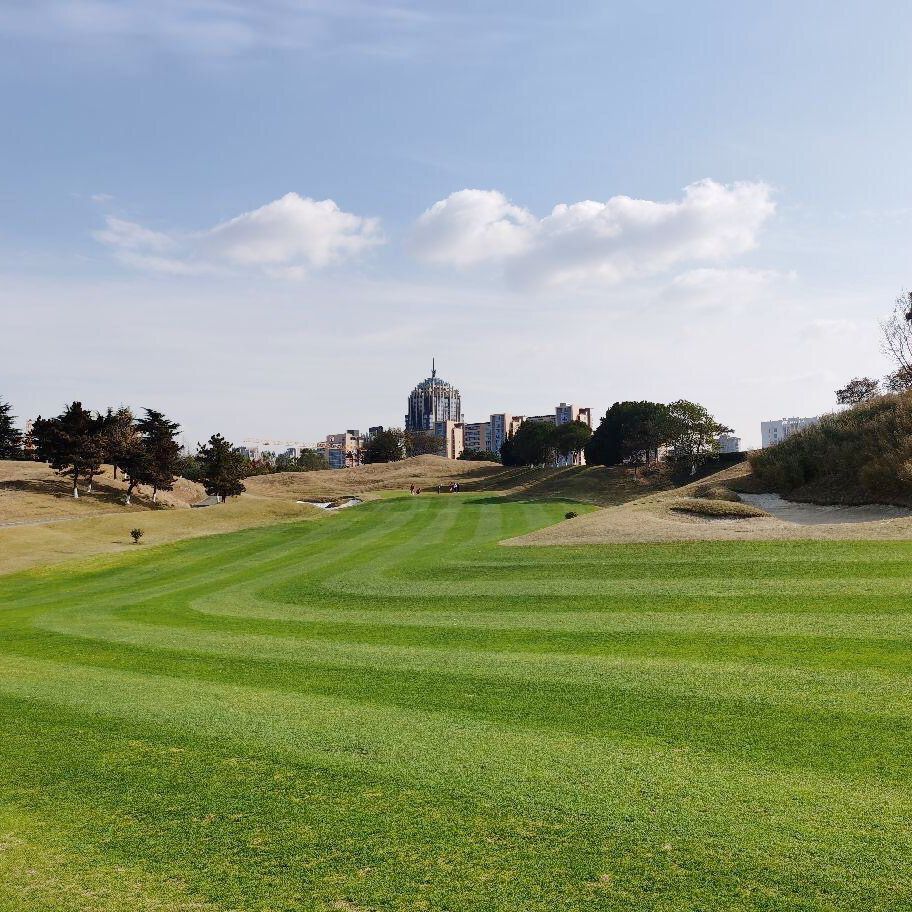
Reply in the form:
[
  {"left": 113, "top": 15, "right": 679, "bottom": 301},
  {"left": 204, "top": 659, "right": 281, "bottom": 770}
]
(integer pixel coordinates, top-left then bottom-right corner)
[
  {"left": 94, "top": 193, "right": 384, "bottom": 278},
  {"left": 411, "top": 180, "right": 775, "bottom": 289},
  {"left": 410, "top": 189, "right": 536, "bottom": 265},
  {"left": 93, "top": 217, "right": 176, "bottom": 253},
  {"left": 0, "top": 1, "right": 440, "bottom": 58}
]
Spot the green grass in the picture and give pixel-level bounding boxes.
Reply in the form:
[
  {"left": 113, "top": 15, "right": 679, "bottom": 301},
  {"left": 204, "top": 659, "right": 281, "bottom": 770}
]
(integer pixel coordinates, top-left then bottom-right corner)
[{"left": 1, "top": 493, "right": 912, "bottom": 911}]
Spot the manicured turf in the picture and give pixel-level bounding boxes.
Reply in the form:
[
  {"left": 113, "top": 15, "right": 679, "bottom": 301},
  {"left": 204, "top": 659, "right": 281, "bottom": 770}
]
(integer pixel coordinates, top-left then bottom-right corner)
[{"left": 1, "top": 493, "right": 911, "bottom": 910}]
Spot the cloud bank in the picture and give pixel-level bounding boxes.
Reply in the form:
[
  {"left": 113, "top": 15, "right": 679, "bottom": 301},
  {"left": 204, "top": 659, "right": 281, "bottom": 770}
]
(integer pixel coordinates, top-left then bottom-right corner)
[
  {"left": 95, "top": 193, "right": 383, "bottom": 278},
  {"left": 410, "top": 180, "right": 775, "bottom": 288}
]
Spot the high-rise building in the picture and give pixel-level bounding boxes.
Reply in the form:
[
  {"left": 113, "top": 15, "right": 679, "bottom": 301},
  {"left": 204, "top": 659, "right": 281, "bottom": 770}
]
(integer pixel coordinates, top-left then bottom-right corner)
[
  {"left": 433, "top": 420, "right": 465, "bottom": 460},
  {"left": 463, "top": 421, "right": 490, "bottom": 452},
  {"left": 488, "top": 413, "right": 517, "bottom": 457},
  {"left": 405, "top": 360, "right": 462, "bottom": 432}
]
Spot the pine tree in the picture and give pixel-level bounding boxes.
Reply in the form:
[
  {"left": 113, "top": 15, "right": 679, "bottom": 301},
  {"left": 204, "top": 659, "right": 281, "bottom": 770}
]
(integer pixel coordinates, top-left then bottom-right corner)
[
  {"left": 136, "top": 409, "right": 181, "bottom": 503},
  {"left": 0, "top": 397, "right": 23, "bottom": 459},
  {"left": 197, "top": 434, "right": 246, "bottom": 502},
  {"left": 101, "top": 406, "right": 136, "bottom": 479},
  {"left": 31, "top": 402, "right": 104, "bottom": 498}
]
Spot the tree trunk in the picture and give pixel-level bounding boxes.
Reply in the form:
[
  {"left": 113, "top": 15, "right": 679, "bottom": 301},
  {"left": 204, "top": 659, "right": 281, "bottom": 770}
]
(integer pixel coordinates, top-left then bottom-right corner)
[
  {"left": 152, "top": 488, "right": 157, "bottom": 503},
  {"left": 72, "top": 473, "right": 79, "bottom": 498},
  {"left": 113, "top": 464, "right": 118, "bottom": 479},
  {"left": 87, "top": 479, "right": 93, "bottom": 493}
]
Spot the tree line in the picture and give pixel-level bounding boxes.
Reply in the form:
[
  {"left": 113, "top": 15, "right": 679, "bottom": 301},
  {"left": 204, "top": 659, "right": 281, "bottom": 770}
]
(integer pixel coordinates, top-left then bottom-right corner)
[
  {"left": 361, "top": 428, "right": 455, "bottom": 464},
  {"left": 583, "top": 399, "right": 732, "bottom": 474},
  {"left": 0, "top": 397, "right": 247, "bottom": 503}
]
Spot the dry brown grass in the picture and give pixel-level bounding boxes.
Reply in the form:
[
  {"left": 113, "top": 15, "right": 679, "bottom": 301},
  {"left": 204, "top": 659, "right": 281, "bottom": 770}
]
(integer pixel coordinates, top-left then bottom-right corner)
[
  {"left": 670, "top": 497, "right": 768, "bottom": 519},
  {"left": 0, "top": 460, "right": 205, "bottom": 524},
  {"left": 244, "top": 455, "right": 509, "bottom": 499},
  {"left": 0, "top": 494, "right": 320, "bottom": 576},
  {"left": 0, "top": 456, "right": 670, "bottom": 574},
  {"left": 245, "top": 456, "right": 669, "bottom": 507},
  {"left": 507, "top": 462, "right": 912, "bottom": 545}
]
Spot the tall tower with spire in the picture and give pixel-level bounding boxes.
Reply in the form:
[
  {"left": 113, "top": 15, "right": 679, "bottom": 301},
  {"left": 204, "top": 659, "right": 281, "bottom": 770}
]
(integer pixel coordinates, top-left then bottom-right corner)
[{"left": 405, "top": 359, "right": 462, "bottom": 431}]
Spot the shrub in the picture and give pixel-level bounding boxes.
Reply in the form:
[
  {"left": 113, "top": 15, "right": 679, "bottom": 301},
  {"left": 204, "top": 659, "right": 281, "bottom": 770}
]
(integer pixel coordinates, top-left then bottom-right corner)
[
  {"left": 670, "top": 498, "right": 767, "bottom": 519},
  {"left": 749, "top": 393, "right": 912, "bottom": 500},
  {"left": 130, "top": 528, "right": 144, "bottom": 543},
  {"left": 565, "top": 511, "right": 579, "bottom": 519}
]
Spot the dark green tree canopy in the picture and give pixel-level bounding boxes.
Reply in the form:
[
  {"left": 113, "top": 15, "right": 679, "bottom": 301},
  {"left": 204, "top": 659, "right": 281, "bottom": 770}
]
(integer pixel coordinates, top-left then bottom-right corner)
[
  {"left": 197, "top": 434, "right": 246, "bottom": 500},
  {"left": 363, "top": 428, "right": 405, "bottom": 464},
  {"left": 584, "top": 401, "right": 670, "bottom": 467},
  {"left": 458, "top": 449, "right": 501, "bottom": 463},
  {"left": 500, "top": 420, "right": 556, "bottom": 467},
  {"left": 31, "top": 401, "right": 105, "bottom": 494},
  {"left": 554, "top": 420, "right": 592, "bottom": 461},
  {"left": 0, "top": 397, "right": 23, "bottom": 459},
  {"left": 405, "top": 430, "right": 441, "bottom": 457},
  {"left": 664, "top": 399, "right": 732, "bottom": 474}
]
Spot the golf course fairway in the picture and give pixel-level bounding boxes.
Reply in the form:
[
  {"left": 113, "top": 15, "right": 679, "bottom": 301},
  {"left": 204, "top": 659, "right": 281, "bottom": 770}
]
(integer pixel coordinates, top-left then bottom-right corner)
[{"left": 1, "top": 493, "right": 911, "bottom": 910}]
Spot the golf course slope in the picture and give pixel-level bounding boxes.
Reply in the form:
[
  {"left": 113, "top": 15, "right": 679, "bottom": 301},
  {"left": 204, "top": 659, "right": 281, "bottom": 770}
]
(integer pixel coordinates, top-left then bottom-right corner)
[{"left": 2, "top": 492, "right": 912, "bottom": 910}]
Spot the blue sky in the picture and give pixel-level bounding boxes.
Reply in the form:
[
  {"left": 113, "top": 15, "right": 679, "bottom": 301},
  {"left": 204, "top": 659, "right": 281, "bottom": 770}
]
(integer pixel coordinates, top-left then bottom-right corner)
[{"left": 2, "top": 1, "right": 911, "bottom": 447}]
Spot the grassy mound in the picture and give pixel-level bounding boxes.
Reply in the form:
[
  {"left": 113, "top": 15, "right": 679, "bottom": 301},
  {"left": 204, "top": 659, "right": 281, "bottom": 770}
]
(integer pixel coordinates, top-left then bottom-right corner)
[
  {"left": 670, "top": 497, "right": 768, "bottom": 518},
  {"left": 749, "top": 393, "right": 912, "bottom": 505},
  {"left": 246, "top": 456, "right": 669, "bottom": 506},
  {"left": 2, "top": 495, "right": 912, "bottom": 909}
]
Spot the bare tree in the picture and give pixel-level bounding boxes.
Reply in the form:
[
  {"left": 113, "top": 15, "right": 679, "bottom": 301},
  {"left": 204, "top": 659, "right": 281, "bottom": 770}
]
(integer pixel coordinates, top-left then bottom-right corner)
[{"left": 881, "top": 291, "right": 912, "bottom": 389}]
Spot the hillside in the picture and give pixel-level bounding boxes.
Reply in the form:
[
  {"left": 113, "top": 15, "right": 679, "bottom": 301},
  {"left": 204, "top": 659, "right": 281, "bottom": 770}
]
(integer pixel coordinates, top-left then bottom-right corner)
[
  {"left": 0, "top": 460, "right": 205, "bottom": 525},
  {"left": 748, "top": 392, "right": 912, "bottom": 506},
  {"left": 509, "top": 461, "right": 912, "bottom": 545},
  {"left": 245, "top": 455, "right": 668, "bottom": 506}
]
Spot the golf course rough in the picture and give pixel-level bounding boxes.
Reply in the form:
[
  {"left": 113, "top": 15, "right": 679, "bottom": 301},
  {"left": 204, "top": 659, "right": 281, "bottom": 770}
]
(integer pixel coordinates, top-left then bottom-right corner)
[{"left": 1, "top": 493, "right": 911, "bottom": 911}]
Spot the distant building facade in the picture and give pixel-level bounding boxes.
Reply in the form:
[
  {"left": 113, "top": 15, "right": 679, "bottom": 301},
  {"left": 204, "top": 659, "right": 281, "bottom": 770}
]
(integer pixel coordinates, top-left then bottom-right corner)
[
  {"left": 761, "top": 417, "right": 819, "bottom": 448},
  {"left": 718, "top": 433, "right": 741, "bottom": 453},
  {"left": 316, "top": 430, "right": 363, "bottom": 469},
  {"left": 236, "top": 439, "right": 314, "bottom": 460},
  {"left": 463, "top": 421, "right": 490, "bottom": 452},
  {"left": 405, "top": 360, "right": 462, "bottom": 432},
  {"left": 433, "top": 420, "right": 465, "bottom": 460},
  {"left": 468, "top": 404, "right": 592, "bottom": 465}
]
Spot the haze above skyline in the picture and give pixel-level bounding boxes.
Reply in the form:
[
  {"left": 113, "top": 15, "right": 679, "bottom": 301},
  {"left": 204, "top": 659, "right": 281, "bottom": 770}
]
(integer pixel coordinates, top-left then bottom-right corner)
[{"left": 2, "top": 1, "right": 911, "bottom": 448}]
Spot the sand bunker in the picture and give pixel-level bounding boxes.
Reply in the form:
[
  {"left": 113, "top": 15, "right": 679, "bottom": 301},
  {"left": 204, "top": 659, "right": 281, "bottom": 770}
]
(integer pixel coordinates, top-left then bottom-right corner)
[{"left": 738, "top": 493, "right": 912, "bottom": 525}]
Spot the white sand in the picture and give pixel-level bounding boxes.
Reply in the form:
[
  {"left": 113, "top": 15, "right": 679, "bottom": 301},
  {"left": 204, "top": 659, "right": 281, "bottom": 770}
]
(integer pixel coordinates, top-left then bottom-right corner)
[{"left": 738, "top": 493, "right": 912, "bottom": 525}]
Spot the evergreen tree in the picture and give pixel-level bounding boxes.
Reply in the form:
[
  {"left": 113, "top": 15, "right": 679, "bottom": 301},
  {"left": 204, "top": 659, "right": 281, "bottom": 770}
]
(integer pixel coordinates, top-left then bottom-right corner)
[
  {"left": 136, "top": 409, "right": 181, "bottom": 502},
  {"left": 197, "top": 434, "right": 246, "bottom": 501},
  {"left": 31, "top": 402, "right": 104, "bottom": 498},
  {"left": 101, "top": 406, "right": 135, "bottom": 479},
  {"left": 584, "top": 401, "right": 670, "bottom": 467},
  {"left": 0, "top": 397, "right": 23, "bottom": 459},
  {"left": 507, "top": 420, "right": 557, "bottom": 467},
  {"left": 362, "top": 428, "right": 405, "bottom": 464},
  {"left": 553, "top": 420, "right": 592, "bottom": 465},
  {"left": 405, "top": 430, "right": 442, "bottom": 456},
  {"left": 664, "top": 399, "right": 732, "bottom": 476}
]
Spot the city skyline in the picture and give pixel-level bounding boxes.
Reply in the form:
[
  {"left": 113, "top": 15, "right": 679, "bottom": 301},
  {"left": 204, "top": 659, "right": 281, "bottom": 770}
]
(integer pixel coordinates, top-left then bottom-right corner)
[{"left": 3, "top": 2, "right": 911, "bottom": 449}]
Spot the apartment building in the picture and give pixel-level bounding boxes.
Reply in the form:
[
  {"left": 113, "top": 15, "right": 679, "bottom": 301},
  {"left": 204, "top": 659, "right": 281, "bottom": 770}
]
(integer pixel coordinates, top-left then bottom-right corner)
[
  {"left": 316, "top": 430, "right": 363, "bottom": 469},
  {"left": 463, "top": 421, "right": 490, "bottom": 452},
  {"left": 433, "top": 420, "right": 465, "bottom": 460},
  {"left": 761, "top": 416, "right": 819, "bottom": 448},
  {"left": 718, "top": 433, "right": 742, "bottom": 453}
]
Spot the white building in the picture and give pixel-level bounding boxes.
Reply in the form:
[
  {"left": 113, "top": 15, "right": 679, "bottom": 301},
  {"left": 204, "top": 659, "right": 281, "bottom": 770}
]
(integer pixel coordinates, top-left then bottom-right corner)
[
  {"left": 718, "top": 434, "right": 741, "bottom": 454},
  {"left": 760, "top": 417, "right": 819, "bottom": 448}
]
